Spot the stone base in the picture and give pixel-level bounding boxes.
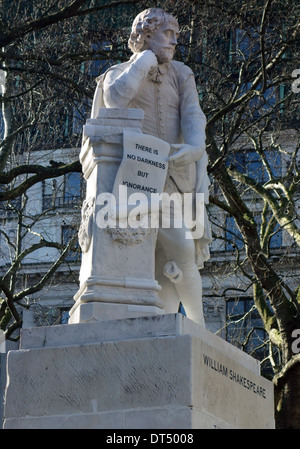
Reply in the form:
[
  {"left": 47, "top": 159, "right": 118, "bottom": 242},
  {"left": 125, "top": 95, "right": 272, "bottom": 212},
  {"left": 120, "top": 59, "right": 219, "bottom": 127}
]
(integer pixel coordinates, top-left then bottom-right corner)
[
  {"left": 68, "top": 301, "right": 164, "bottom": 324},
  {"left": 3, "top": 406, "right": 236, "bottom": 429},
  {"left": 3, "top": 314, "right": 275, "bottom": 429}
]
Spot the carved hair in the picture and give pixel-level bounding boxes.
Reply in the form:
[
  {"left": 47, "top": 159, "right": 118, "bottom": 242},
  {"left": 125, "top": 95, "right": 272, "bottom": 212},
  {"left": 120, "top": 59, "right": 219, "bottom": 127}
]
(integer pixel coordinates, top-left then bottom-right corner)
[{"left": 128, "top": 8, "right": 179, "bottom": 54}]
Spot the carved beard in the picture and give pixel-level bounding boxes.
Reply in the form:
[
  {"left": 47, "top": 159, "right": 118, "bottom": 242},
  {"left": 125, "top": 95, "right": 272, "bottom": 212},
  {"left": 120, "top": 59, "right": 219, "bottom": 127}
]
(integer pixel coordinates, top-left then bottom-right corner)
[
  {"left": 148, "top": 39, "right": 175, "bottom": 64},
  {"left": 155, "top": 46, "right": 175, "bottom": 64}
]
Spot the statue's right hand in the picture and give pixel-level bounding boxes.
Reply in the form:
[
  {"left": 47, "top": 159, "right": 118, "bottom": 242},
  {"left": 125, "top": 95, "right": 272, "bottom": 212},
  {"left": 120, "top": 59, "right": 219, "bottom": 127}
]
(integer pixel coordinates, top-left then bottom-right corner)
[{"left": 134, "top": 50, "right": 158, "bottom": 72}]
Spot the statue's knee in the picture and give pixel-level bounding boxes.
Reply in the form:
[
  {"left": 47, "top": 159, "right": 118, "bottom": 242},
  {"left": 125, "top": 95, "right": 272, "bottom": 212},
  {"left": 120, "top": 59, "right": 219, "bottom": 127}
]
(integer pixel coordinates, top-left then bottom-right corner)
[
  {"left": 157, "top": 228, "right": 196, "bottom": 264},
  {"left": 175, "top": 240, "right": 195, "bottom": 264}
]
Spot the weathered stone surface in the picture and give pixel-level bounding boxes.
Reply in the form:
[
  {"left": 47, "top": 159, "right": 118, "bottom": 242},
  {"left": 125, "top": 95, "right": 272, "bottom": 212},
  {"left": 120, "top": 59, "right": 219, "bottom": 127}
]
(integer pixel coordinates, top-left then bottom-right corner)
[
  {"left": 70, "top": 108, "right": 164, "bottom": 324},
  {"left": 3, "top": 314, "right": 274, "bottom": 429}
]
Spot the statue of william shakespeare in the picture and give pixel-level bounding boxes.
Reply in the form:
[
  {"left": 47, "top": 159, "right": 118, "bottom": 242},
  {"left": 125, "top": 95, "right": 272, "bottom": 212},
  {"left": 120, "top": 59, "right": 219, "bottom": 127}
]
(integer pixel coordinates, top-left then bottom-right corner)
[{"left": 91, "top": 8, "right": 212, "bottom": 326}]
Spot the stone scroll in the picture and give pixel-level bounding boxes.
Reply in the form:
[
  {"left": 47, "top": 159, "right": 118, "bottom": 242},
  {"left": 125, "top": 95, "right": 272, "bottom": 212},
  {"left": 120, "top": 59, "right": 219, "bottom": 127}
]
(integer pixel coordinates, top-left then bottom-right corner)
[
  {"left": 113, "top": 130, "right": 170, "bottom": 197},
  {"left": 112, "top": 130, "right": 170, "bottom": 224},
  {"left": 112, "top": 130, "right": 170, "bottom": 227}
]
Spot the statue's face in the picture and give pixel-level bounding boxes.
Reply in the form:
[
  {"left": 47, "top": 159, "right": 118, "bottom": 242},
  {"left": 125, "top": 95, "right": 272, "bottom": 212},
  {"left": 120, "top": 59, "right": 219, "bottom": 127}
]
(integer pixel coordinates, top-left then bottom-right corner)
[{"left": 146, "top": 19, "right": 179, "bottom": 63}]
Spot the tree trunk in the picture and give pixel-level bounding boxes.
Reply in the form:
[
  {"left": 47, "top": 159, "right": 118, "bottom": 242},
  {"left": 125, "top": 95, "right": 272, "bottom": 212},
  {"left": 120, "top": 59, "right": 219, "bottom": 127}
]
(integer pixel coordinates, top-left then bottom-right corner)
[
  {"left": 274, "top": 356, "right": 300, "bottom": 428},
  {"left": 0, "top": 69, "right": 17, "bottom": 171}
]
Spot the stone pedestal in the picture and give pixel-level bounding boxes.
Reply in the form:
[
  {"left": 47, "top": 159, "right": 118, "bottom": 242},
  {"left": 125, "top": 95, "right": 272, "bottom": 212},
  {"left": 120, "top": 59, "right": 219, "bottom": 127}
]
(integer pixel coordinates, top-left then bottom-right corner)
[
  {"left": 69, "top": 108, "right": 163, "bottom": 324},
  {"left": 3, "top": 314, "right": 275, "bottom": 429}
]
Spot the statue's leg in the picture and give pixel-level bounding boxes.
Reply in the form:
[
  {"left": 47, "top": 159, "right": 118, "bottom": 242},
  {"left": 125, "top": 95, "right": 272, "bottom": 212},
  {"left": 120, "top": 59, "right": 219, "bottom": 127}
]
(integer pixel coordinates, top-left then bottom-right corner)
[{"left": 157, "top": 226, "right": 205, "bottom": 327}]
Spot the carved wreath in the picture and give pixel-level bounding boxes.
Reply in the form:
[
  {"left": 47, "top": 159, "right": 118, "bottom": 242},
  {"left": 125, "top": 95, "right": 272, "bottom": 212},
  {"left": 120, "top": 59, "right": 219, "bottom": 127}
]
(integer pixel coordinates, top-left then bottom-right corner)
[{"left": 78, "top": 197, "right": 95, "bottom": 252}]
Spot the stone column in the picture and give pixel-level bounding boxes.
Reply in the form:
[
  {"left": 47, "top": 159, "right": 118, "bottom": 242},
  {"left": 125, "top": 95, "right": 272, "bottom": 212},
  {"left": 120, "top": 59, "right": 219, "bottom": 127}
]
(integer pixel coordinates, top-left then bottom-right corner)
[{"left": 68, "top": 108, "right": 163, "bottom": 324}]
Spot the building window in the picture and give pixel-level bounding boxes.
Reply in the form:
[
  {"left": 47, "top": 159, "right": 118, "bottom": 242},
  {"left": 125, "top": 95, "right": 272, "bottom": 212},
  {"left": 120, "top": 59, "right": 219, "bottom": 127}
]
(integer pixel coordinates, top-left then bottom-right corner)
[
  {"left": 255, "top": 213, "right": 282, "bottom": 249},
  {"left": 225, "top": 216, "right": 244, "bottom": 251},
  {"left": 225, "top": 213, "right": 282, "bottom": 252},
  {"left": 0, "top": 185, "right": 22, "bottom": 217},
  {"left": 60, "top": 309, "right": 70, "bottom": 324},
  {"left": 89, "top": 42, "right": 113, "bottom": 77},
  {"left": 0, "top": 196, "right": 22, "bottom": 217},
  {"left": 43, "top": 173, "right": 83, "bottom": 210},
  {"left": 64, "top": 173, "right": 82, "bottom": 202},
  {"left": 235, "top": 27, "right": 279, "bottom": 120},
  {"left": 226, "top": 297, "right": 268, "bottom": 360},
  {"left": 61, "top": 225, "right": 81, "bottom": 262},
  {"left": 227, "top": 149, "right": 281, "bottom": 184}
]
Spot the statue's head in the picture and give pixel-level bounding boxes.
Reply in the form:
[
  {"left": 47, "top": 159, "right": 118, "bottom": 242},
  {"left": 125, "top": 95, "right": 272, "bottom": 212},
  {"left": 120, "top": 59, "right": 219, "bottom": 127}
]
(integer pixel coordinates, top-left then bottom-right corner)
[{"left": 128, "top": 8, "right": 179, "bottom": 63}]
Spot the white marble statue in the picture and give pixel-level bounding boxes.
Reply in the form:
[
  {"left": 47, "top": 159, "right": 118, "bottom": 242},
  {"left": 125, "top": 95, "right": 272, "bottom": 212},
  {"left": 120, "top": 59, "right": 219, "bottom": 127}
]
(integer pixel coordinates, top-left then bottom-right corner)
[{"left": 91, "top": 8, "right": 212, "bottom": 326}]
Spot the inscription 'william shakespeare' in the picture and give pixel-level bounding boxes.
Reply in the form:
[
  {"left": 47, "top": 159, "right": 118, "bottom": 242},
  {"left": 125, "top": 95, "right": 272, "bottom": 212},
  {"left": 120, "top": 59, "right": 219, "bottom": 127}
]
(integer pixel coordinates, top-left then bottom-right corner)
[{"left": 203, "top": 354, "right": 267, "bottom": 399}]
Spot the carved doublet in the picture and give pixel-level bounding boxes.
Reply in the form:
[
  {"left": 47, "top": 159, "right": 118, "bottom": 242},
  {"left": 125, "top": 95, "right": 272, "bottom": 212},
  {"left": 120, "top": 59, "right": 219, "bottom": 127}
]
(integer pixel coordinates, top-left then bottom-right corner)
[{"left": 128, "top": 61, "right": 197, "bottom": 193}]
